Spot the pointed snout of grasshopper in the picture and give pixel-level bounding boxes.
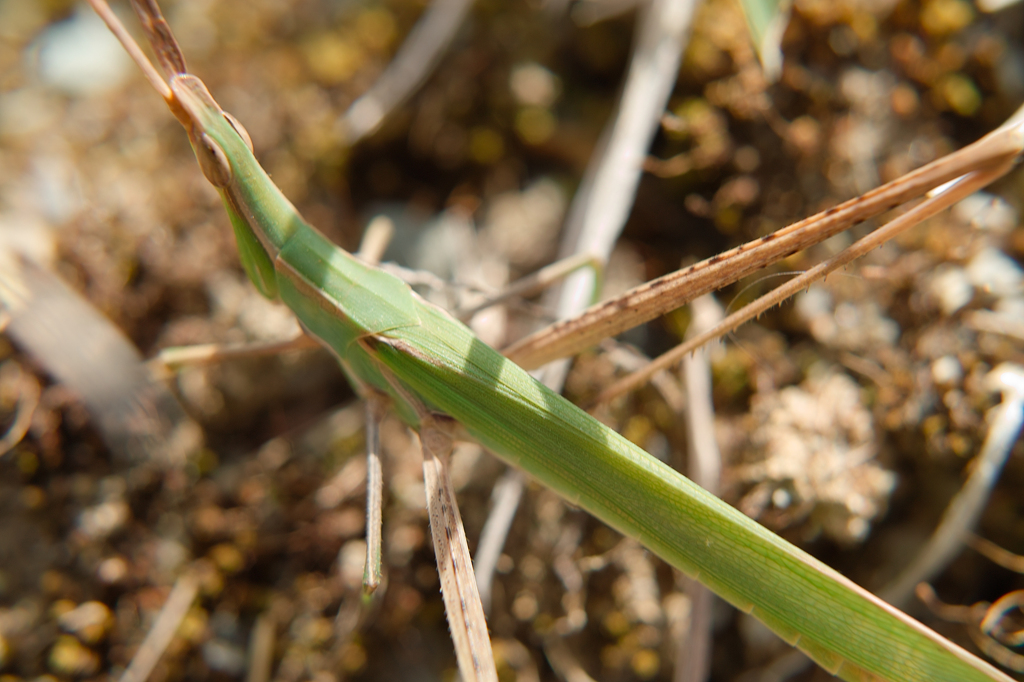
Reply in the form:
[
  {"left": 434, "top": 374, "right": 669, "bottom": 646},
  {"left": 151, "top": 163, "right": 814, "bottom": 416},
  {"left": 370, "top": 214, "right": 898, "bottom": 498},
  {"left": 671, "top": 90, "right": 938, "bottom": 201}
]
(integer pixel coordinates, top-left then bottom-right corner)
[{"left": 168, "top": 75, "right": 255, "bottom": 190}]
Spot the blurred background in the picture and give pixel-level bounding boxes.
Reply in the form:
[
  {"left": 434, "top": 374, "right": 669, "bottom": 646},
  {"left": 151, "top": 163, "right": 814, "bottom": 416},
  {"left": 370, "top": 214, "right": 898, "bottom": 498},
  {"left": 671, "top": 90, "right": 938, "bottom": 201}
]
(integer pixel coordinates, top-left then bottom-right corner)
[{"left": 0, "top": 0, "right": 1023, "bottom": 679}]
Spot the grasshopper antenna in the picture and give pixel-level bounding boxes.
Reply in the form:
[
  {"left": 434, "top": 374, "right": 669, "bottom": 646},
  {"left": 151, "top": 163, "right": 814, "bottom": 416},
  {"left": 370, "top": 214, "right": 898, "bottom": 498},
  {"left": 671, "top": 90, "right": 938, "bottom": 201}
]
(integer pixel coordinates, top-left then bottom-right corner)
[
  {"left": 86, "top": 0, "right": 174, "bottom": 103},
  {"left": 129, "top": 0, "right": 188, "bottom": 76},
  {"left": 87, "top": 0, "right": 254, "bottom": 152}
]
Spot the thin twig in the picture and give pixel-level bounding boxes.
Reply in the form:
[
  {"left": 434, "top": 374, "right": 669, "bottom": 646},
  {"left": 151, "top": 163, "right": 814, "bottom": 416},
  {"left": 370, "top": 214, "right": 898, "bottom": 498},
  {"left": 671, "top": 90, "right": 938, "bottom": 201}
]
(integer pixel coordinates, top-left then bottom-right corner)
[
  {"left": 548, "top": 0, "right": 699, "bottom": 361},
  {"left": 245, "top": 611, "right": 275, "bottom": 682},
  {"left": 982, "top": 591, "right": 1024, "bottom": 647},
  {"left": 881, "top": 363, "right": 1024, "bottom": 606},
  {"left": 675, "top": 294, "right": 722, "bottom": 682},
  {"left": 964, "top": 310, "right": 1024, "bottom": 343},
  {"left": 543, "top": 635, "right": 600, "bottom": 682},
  {"left": 457, "top": 253, "right": 599, "bottom": 322},
  {"left": 420, "top": 421, "right": 499, "bottom": 682},
  {"left": 356, "top": 215, "right": 396, "bottom": 265},
  {"left": 0, "top": 362, "right": 40, "bottom": 457},
  {"left": 474, "top": 469, "right": 525, "bottom": 612},
  {"left": 338, "top": 0, "right": 474, "bottom": 144},
  {"left": 969, "top": 535, "right": 1024, "bottom": 574},
  {"left": 152, "top": 334, "right": 319, "bottom": 374},
  {"left": 916, "top": 584, "right": 1024, "bottom": 673},
  {"left": 119, "top": 571, "right": 200, "bottom": 682}
]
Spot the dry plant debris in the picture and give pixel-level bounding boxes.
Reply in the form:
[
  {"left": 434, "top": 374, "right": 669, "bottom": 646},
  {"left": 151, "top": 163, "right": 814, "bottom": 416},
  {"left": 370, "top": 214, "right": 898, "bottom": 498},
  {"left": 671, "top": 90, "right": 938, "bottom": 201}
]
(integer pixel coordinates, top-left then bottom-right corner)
[
  {"left": 0, "top": 0, "right": 1021, "bottom": 680},
  {"left": 737, "top": 369, "right": 896, "bottom": 544}
]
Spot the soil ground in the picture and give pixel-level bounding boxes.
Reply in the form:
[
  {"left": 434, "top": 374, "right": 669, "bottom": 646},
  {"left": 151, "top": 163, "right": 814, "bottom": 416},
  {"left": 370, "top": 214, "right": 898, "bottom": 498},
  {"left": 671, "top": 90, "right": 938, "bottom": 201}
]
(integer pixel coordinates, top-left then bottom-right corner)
[{"left": 0, "top": 0, "right": 1022, "bottom": 680}]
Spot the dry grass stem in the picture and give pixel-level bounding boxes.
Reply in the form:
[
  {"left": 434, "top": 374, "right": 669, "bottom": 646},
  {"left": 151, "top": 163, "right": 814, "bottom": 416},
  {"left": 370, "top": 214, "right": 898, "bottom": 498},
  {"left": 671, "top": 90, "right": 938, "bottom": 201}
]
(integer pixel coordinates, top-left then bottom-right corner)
[
  {"left": 119, "top": 571, "right": 200, "bottom": 682},
  {"left": 420, "top": 422, "right": 499, "bottom": 682}
]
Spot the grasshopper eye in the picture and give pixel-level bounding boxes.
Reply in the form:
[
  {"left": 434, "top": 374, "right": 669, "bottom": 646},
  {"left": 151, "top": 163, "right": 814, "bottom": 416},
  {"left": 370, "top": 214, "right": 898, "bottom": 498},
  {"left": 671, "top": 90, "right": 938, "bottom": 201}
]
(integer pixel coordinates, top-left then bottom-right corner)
[
  {"left": 196, "top": 132, "right": 232, "bottom": 188},
  {"left": 223, "top": 111, "right": 254, "bottom": 153}
]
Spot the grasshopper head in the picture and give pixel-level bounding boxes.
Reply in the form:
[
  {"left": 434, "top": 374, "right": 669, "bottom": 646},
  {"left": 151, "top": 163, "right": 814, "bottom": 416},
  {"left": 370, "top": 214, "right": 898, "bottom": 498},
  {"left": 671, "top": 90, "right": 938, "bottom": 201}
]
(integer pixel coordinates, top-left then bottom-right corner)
[
  {"left": 87, "top": 0, "right": 287, "bottom": 299},
  {"left": 169, "top": 74, "right": 254, "bottom": 189},
  {"left": 87, "top": 0, "right": 255, "bottom": 189}
]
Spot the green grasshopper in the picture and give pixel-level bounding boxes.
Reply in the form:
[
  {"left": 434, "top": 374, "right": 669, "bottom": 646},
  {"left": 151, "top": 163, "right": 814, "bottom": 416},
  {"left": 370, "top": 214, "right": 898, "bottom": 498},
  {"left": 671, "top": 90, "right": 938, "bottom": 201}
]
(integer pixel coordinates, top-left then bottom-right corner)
[{"left": 86, "top": 1, "right": 1023, "bottom": 680}]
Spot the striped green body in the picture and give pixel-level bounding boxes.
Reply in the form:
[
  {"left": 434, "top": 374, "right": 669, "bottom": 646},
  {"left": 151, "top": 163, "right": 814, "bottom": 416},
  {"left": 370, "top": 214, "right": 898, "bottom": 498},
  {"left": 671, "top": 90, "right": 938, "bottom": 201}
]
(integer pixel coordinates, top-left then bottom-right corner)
[
  {"left": 175, "top": 69, "right": 1009, "bottom": 682},
  {"left": 269, "top": 224, "right": 997, "bottom": 682}
]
